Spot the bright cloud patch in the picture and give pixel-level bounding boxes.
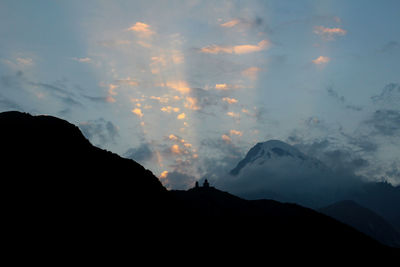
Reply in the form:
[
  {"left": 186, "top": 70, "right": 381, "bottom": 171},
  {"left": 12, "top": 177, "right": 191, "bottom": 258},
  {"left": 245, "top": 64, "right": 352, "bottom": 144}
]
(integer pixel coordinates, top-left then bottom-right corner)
[
  {"left": 220, "top": 19, "right": 240, "bottom": 28},
  {"left": 200, "top": 40, "right": 269, "bottom": 55},
  {"left": 222, "top": 97, "right": 238, "bottom": 104},
  {"left": 128, "top": 22, "right": 155, "bottom": 37},
  {"left": 314, "top": 26, "right": 347, "bottom": 41},
  {"left": 312, "top": 56, "right": 331, "bottom": 65}
]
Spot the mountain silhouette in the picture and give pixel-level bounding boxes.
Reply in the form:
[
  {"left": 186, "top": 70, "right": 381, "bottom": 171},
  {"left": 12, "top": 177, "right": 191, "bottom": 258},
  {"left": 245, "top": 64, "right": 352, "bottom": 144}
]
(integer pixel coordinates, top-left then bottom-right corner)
[
  {"left": 1, "top": 111, "right": 397, "bottom": 257},
  {"left": 320, "top": 200, "right": 400, "bottom": 248},
  {"left": 224, "top": 139, "right": 400, "bottom": 232}
]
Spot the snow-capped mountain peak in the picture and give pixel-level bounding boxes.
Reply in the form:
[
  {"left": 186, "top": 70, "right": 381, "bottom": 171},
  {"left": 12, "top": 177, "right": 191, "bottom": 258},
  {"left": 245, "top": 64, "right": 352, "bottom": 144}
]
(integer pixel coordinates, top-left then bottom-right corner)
[{"left": 230, "top": 140, "right": 325, "bottom": 175}]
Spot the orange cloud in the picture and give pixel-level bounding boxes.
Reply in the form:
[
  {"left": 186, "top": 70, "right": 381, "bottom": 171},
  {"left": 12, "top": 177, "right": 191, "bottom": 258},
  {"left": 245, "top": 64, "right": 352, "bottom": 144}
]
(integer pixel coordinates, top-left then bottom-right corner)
[
  {"left": 169, "top": 134, "right": 179, "bottom": 141},
  {"left": 161, "top": 106, "right": 180, "bottom": 113},
  {"left": 222, "top": 97, "right": 238, "bottom": 104},
  {"left": 215, "top": 84, "right": 228, "bottom": 90},
  {"left": 159, "top": 81, "right": 190, "bottom": 94},
  {"left": 184, "top": 97, "right": 201, "bottom": 110},
  {"left": 132, "top": 108, "right": 143, "bottom": 117},
  {"left": 127, "top": 22, "right": 155, "bottom": 37},
  {"left": 177, "top": 113, "right": 186, "bottom": 120},
  {"left": 220, "top": 19, "right": 240, "bottom": 28},
  {"left": 312, "top": 56, "right": 330, "bottom": 65},
  {"left": 230, "top": 130, "right": 243, "bottom": 136},
  {"left": 314, "top": 26, "right": 347, "bottom": 40},
  {"left": 200, "top": 40, "right": 269, "bottom": 55},
  {"left": 222, "top": 134, "right": 232, "bottom": 144},
  {"left": 160, "top": 171, "right": 168, "bottom": 179},
  {"left": 227, "top": 111, "right": 240, "bottom": 118},
  {"left": 171, "top": 144, "right": 181, "bottom": 154},
  {"left": 242, "top": 67, "right": 261, "bottom": 80}
]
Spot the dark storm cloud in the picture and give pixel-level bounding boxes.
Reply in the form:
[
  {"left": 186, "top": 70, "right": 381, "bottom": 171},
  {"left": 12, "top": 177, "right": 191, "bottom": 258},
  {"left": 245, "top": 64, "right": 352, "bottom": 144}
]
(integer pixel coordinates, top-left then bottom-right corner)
[
  {"left": 124, "top": 143, "right": 154, "bottom": 163},
  {"left": 79, "top": 118, "right": 119, "bottom": 146}
]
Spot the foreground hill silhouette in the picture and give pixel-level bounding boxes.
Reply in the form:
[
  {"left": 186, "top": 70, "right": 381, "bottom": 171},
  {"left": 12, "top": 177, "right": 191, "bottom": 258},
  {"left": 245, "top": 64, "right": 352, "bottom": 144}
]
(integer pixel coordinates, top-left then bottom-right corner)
[
  {"left": 319, "top": 200, "right": 400, "bottom": 248},
  {"left": 0, "top": 111, "right": 397, "bottom": 257}
]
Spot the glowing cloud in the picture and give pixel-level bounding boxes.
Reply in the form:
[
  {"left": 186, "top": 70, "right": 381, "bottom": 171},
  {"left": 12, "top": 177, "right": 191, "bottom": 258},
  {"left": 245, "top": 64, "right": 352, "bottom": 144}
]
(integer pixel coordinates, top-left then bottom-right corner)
[
  {"left": 161, "top": 106, "right": 180, "bottom": 113},
  {"left": 200, "top": 40, "right": 269, "bottom": 55},
  {"left": 171, "top": 144, "right": 181, "bottom": 154},
  {"left": 177, "top": 113, "right": 186, "bottom": 120},
  {"left": 132, "top": 108, "right": 143, "bottom": 118},
  {"left": 314, "top": 26, "right": 347, "bottom": 41},
  {"left": 230, "top": 130, "right": 243, "bottom": 136},
  {"left": 242, "top": 67, "right": 261, "bottom": 80},
  {"left": 222, "top": 134, "right": 232, "bottom": 144},
  {"left": 160, "top": 171, "right": 168, "bottom": 179},
  {"left": 312, "top": 56, "right": 331, "bottom": 65},
  {"left": 215, "top": 84, "right": 228, "bottom": 90},
  {"left": 227, "top": 111, "right": 240, "bottom": 118},
  {"left": 184, "top": 97, "right": 201, "bottom": 110},
  {"left": 222, "top": 97, "right": 238, "bottom": 104},
  {"left": 169, "top": 134, "right": 179, "bottom": 141},
  {"left": 161, "top": 81, "right": 190, "bottom": 94},
  {"left": 220, "top": 19, "right": 240, "bottom": 28},
  {"left": 127, "top": 22, "right": 155, "bottom": 38}
]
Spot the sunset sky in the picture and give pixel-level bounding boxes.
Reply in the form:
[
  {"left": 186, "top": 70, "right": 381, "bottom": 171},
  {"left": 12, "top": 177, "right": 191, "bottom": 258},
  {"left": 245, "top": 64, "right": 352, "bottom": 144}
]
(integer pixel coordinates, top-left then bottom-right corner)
[{"left": 1, "top": 0, "right": 400, "bottom": 188}]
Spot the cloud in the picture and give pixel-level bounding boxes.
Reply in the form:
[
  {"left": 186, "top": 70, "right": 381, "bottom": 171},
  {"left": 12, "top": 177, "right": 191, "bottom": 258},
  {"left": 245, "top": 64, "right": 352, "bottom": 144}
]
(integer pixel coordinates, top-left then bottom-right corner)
[
  {"left": 241, "top": 67, "right": 261, "bottom": 80},
  {"left": 230, "top": 130, "right": 243, "bottom": 137},
  {"left": 16, "top": 57, "right": 33, "bottom": 66},
  {"left": 200, "top": 40, "right": 270, "bottom": 55},
  {"left": 184, "top": 96, "right": 201, "bottom": 110},
  {"left": 0, "top": 94, "right": 21, "bottom": 110},
  {"left": 97, "top": 39, "right": 131, "bottom": 47},
  {"left": 378, "top": 41, "right": 400, "bottom": 53},
  {"left": 132, "top": 108, "right": 143, "bottom": 118},
  {"left": 124, "top": 143, "right": 154, "bottom": 163},
  {"left": 314, "top": 26, "right": 347, "bottom": 41},
  {"left": 220, "top": 19, "right": 241, "bottom": 28},
  {"left": 160, "top": 170, "right": 196, "bottom": 190},
  {"left": 371, "top": 83, "right": 400, "bottom": 107},
  {"left": 365, "top": 109, "right": 400, "bottom": 136},
  {"left": 79, "top": 118, "right": 119, "bottom": 146},
  {"left": 227, "top": 111, "right": 240, "bottom": 118},
  {"left": 30, "top": 81, "right": 83, "bottom": 107},
  {"left": 115, "top": 77, "right": 139, "bottom": 87},
  {"left": 161, "top": 106, "right": 180, "bottom": 113},
  {"left": 327, "top": 87, "right": 362, "bottom": 111},
  {"left": 312, "top": 56, "right": 330, "bottom": 65},
  {"left": 160, "top": 80, "right": 191, "bottom": 94},
  {"left": 127, "top": 22, "right": 155, "bottom": 38},
  {"left": 177, "top": 113, "right": 186, "bottom": 120},
  {"left": 222, "top": 134, "right": 232, "bottom": 144},
  {"left": 72, "top": 57, "right": 91, "bottom": 63},
  {"left": 222, "top": 97, "right": 238, "bottom": 104}
]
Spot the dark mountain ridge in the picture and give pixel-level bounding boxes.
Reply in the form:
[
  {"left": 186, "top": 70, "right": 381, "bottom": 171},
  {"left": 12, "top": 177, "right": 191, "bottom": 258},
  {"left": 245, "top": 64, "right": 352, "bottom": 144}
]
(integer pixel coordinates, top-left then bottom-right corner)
[{"left": 1, "top": 111, "right": 397, "bottom": 257}]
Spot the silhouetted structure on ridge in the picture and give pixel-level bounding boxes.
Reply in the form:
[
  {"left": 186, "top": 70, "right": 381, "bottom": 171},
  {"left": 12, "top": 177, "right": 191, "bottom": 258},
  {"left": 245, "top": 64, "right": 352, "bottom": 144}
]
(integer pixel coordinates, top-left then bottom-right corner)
[{"left": 203, "top": 179, "right": 209, "bottom": 188}]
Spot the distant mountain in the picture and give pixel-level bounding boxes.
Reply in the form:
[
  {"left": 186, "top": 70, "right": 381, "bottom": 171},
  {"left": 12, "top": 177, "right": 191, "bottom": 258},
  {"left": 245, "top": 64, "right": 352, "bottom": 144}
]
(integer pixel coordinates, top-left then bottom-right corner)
[
  {"left": 1, "top": 111, "right": 397, "bottom": 256},
  {"left": 320, "top": 200, "right": 400, "bottom": 248},
  {"left": 225, "top": 140, "right": 400, "bottom": 231},
  {"left": 230, "top": 140, "right": 327, "bottom": 176}
]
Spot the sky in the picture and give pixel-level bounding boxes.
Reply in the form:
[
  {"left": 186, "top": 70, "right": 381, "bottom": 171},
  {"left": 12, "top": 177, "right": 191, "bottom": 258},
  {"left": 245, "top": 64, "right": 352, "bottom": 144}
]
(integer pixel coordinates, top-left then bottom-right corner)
[{"left": 1, "top": 0, "right": 400, "bottom": 188}]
